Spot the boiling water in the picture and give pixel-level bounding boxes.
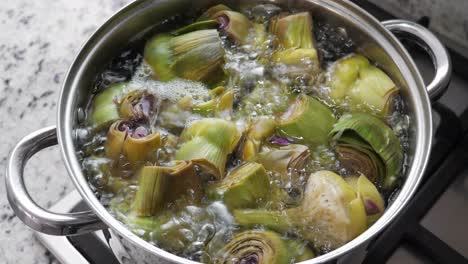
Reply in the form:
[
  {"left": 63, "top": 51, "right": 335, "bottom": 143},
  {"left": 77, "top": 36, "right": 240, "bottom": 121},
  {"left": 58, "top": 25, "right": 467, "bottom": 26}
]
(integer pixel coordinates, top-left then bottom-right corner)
[{"left": 77, "top": 3, "right": 411, "bottom": 262}]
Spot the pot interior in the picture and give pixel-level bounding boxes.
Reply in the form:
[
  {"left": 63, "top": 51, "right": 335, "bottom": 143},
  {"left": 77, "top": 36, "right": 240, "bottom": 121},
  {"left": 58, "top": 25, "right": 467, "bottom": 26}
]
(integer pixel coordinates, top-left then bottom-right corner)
[{"left": 60, "top": 0, "right": 431, "bottom": 262}]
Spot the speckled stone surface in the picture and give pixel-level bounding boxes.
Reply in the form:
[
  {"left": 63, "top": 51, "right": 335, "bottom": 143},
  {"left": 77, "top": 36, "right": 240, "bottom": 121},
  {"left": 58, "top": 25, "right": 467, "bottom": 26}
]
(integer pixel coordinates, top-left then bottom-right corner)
[{"left": 0, "top": 1, "right": 131, "bottom": 263}]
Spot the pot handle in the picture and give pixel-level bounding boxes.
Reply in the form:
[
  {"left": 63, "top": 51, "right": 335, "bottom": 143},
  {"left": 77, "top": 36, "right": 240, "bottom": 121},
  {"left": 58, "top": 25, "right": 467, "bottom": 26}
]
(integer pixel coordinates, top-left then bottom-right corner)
[
  {"left": 383, "top": 19, "right": 452, "bottom": 101},
  {"left": 5, "top": 126, "right": 106, "bottom": 236}
]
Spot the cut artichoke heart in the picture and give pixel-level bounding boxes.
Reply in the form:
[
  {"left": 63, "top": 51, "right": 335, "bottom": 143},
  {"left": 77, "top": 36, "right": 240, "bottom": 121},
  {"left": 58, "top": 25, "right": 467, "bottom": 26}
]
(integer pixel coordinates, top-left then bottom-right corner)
[
  {"left": 271, "top": 12, "right": 316, "bottom": 50},
  {"left": 212, "top": 230, "right": 293, "bottom": 264},
  {"left": 270, "top": 12, "right": 321, "bottom": 80},
  {"left": 327, "top": 54, "right": 399, "bottom": 116},
  {"left": 144, "top": 29, "right": 224, "bottom": 82},
  {"left": 132, "top": 161, "right": 204, "bottom": 217},
  {"left": 105, "top": 120, "right": 162, "bottom": 167},
  {"left": 176, "top": 118, "right": 241, "bottom": 178},
  {"left": 330, "top": 113, "right": 403, "bottom": 189},
  {"left": 255, "top": 144, "right": 310, "bottom": 178},
  {"left": 241, "top": 117, "right": 276, "bottom": 160},
  {"left": 91, "top": 82, "right": 126, "bottom": 127},
  {"left": 193, "top": 89, "right": 234, "bottom": 117},
  {"left": 208, "top": 162, "right": 270, "bottom": 210},
  {"left": 277, "top": 94, "right": 336, "bottom": 147},
  {"left": 119, "top": 90, "right": 158, "bottom": 120},
  {"left": 346, "top": 174, "right": 385, "bottom": 225}
]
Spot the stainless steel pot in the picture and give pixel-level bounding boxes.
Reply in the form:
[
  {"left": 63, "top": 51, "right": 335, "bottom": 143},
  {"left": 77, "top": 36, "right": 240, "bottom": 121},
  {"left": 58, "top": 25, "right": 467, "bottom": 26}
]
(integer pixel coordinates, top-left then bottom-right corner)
[{"left": 6, "top": 0, "right": 451, "bottom": 263}]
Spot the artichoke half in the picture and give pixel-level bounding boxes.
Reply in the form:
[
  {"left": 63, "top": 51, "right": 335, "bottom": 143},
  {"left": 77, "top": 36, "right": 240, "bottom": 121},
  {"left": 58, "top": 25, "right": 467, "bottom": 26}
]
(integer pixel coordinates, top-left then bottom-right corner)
[
  {"left": 270, "top": 12, "right": 320, "bottom": 82},
  {"left": 325, "top": 54, "right": 399, "bottom": 116},
  {"left": 105, "top": 120, "right": 161, "bottom": 168},
  {"left": 198, "top": 4, "right": 268, "bottom": 48},
  {"left": 90, "top": 82, "right": 126, "bottom": 127},
  {"left": 208, "top": 162, "right": 270, "bottom": 210},
  {"left": 119, "top": 90, "right": 158, "bottom": 121},
  {"left": 193, "top": 88, "right": 234, "bottom": 117},
  {"left": 212, "top": 230, "right": 314, "bottom": 264},
  {"left": 277, "top": 94, "right": 336, "bottom": 147},
  {"left": 241, "top": 117, "right": 276, "bottom": 160},
  {"left": 346, "top": 174, "right": 385, "bottom": 225},
  {"left": 330, "top": 113, "right": 403, "bottom": 189},
  {"left": 176, "top": 118, "right": 241, "bottom": 179},
  {"left": 255, "top": 144, "right": 310, "bottom": 184},
  {"left": 132, "top": 161, "right": 204, "bottom": 216},
  {"left": 234, "top": 170, "right": 367, "bottom": 250},
  {"left": 237, "top": 81, "right": 293, "bottom": 118},
  {"left": 144, "top": 29, "right": 224, "bottom": 82}
]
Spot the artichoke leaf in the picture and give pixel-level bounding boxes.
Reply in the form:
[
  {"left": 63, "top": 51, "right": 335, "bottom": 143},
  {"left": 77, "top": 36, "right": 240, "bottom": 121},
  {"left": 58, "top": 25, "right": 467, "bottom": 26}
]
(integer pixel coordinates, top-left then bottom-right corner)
[
  {"left": 212, "top": 230, "right": 291, "bottom": 264},
  {"left": 325, "top": 54, "right": 398, "bottom": 116},
  {"left": 330, "top": 113, "right": 403, "bottom": 189},
  {"left": 91, "top": 82, "right": 126, "bottom": 127},
  {"left": 132, "top": 161, "right": 206, "bottom": 216},
  {"left": 346, "top": 174, "right": 385, "bottom": 225},
  {"left": 176, "top": 118, "right": 241, "bottom": 178},
  {"left": 277, "top": 94, "right": 336, "bottom": 147},
  {"left": 241, "top": 117, "right": 276, "bottom": 160},
  {"left": 255, "top": 144, "right": 310, "bottom": 184},
  {"left": 207, "top": 162, "right": 270, "bottom": 210}
]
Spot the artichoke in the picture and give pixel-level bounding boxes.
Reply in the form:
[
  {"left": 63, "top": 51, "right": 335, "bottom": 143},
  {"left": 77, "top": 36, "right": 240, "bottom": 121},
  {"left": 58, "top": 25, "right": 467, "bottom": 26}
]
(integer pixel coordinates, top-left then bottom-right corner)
[
  {"left": 197, "top": 4, "right": 232, "bottom": 22},
  {"left": 90, "top": 82, "right": 126, "bottom": 127},
  {"left": 234, "top": 170, "right": 367, "bottom": 250},
  {"left": 119, "top": 90, "right": 157, "bottom": 120},
  {"left": 330, "top": 113, "right": 403, "bottom": 189},
  {"left": 270, "top": 12, "right": 316, "bottom": 49},
  {"left": 132, "top": 161, "right": 204, "bottom": 216},
  {"left": 212, "top": 230, "right": 314, "bottom": 264},
  {"left": 346, "top": 174, "right": 385, "bottom": 225},
  {"left": 237, "top": 81, "right": 293, "bottom": 117},
  {"left": 105, "top": 120, "right": 161, "bottom": 167},
  {"left": 212, "top": 230, "right": 289, "bottom": 264},
  {"left": 325, "top": 54, "right": 399, "bottom": 116},
  {"left": 207, "top": 162, "right": 270, "bottom": 210},
  {"left": 193, "top": 88, "right": 234, "bottom": 117},
  {"left": 255, "top": 144, "right": 310, "bottom": 184},
  {"left": 277, "top": 94, "right": 336, "bottom": 147},
  {"left": 176, "top": 118, "right": 241, "bottom": 179},
  {"left": 241, "top": 117, "right": 276, "bottom": 160},
  {"left": 270, "top": 12, "right": 320, "bottom": 82},
  {"left": 144, "top": 29, "right": 224, "bottom": 82}
]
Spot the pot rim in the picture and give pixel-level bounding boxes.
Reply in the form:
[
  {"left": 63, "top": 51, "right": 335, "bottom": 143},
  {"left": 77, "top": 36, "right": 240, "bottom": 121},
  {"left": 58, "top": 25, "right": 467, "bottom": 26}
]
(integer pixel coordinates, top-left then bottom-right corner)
[{"left": 57, "top": 0, "right": 432, "bottom": 263}]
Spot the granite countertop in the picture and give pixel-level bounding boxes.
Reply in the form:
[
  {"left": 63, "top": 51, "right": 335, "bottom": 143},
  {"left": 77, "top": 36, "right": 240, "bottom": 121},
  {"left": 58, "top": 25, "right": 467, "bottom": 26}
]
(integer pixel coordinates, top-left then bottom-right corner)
[{"left": 0, "top": 1, "right": 131, "bottom": 263}]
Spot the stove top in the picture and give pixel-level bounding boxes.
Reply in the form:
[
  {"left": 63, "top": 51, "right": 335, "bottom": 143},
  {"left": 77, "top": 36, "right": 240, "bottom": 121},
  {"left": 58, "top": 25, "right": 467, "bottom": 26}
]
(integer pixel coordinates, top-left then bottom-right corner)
[{"left": 35, "top": 1, "right": 468, "bottom": 263}]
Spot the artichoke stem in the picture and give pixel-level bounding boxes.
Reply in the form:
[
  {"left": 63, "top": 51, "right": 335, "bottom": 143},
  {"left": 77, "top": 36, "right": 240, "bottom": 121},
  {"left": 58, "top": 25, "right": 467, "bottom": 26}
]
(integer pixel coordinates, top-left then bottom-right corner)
[
  {"left": 233, "top": 209, "right": 293, "bottom": 233},
  {"left": 132, "top": 166, "right": 169, "bottom": 216}
]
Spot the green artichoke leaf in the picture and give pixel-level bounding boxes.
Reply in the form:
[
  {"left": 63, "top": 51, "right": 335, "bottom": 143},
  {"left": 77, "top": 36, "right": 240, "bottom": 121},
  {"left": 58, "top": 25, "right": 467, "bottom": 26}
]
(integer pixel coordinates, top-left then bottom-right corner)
[
  {"left": 90, "top": 82, "right": 126, "bottom": 127},
  {"left": 212, "top": 230, "right": 291, "bottom": 264},
  {"left": 330, "top": 113, "right": 403, "bottom": 189},
  {"left": 277, "top": 94, "right": 336, "bottom": 147},
  {"left": 207, "top": 162, "right": 270, "bottom": 210}
]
